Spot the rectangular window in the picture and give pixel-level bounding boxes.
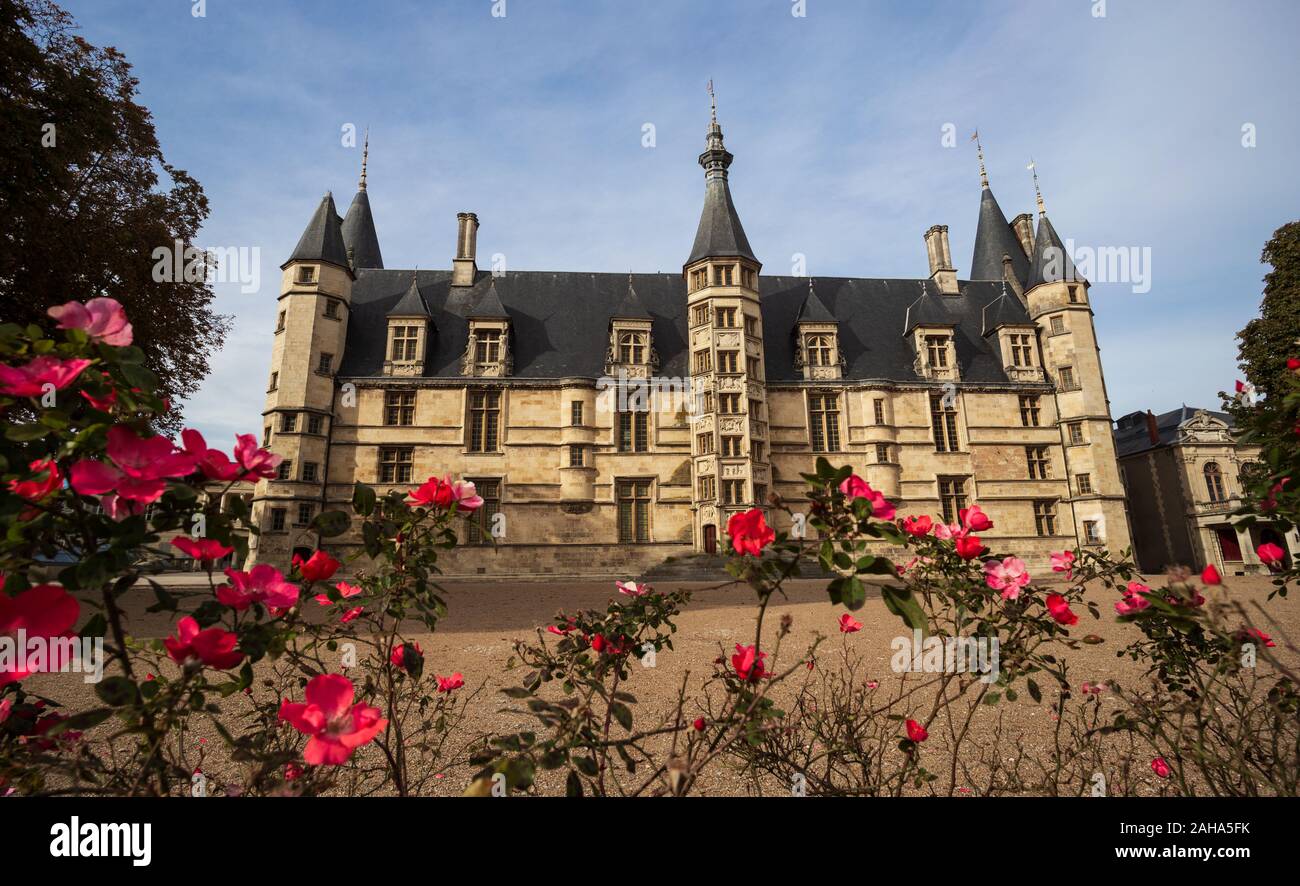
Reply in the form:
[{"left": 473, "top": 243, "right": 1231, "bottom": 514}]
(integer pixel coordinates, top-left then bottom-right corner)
[
  {"left": 379, "top": 447, "right": 413, "bottom": 484},
  {"left": 318, "top": 353, "right": 333, "bottom": 374},
  {"left": 275, "top": 311, "right": 286, "bottom": 332},
  {"left": 876, "top": 443, "right": 891, "bottom": 464},
  {"left": 1026, "top": 446, "right": 1051, "bottom": 480},
  {"left": 568, "top": 445, "right": 585, "bottom": 467},
  {"left": 263, "top": 426, "right": 272, "bottom": 447},
  {"left": 719, "top": 393, "right": 741, "bottom": 414},
  {"left": 752, "top": 441, "right": 765, "bottom": 462},
  {"left": 742, "top": 267, "right": 756, "bottom": 289},
  {"left": 296, "top": 266, "right": 316, "bottom": 284},
  {"left": 324, "top": 299, "right": 340, "bottom": 319},
  {"left": 1034, "top": 500, "right": 1058, "bottom": 537},
  {"left": 1059, "top": 366, "right": 1078, "bottom": 391},
  {"left": 873, "top": 398, "right": 886, "bottom": 425},
  {"left": 712, "top": 265, "right": 733, "bottom": 286},
  {"left": 1049, "top": 315, "right": 1065, "bottom": 335},
  {"left": 721, "top": 436, "right": 742, "bottom": 457},
  {"left": 748, "top": 398, "right": 762, "bottom": 419},
  {"left": 467, "top": 480, "right": 501, "bottom": 545},
  {"left": 269, "top": 372, "right": 278, "bottom": 391},
  {"left": 938, "top": 476, "right": 968, "bottom": 525},
  {"left": 296, "top": 502, "right": 313, "bottom": 527},
  {"left": 1019, "top": 395, "right": 1041, "bottom": 427},
  {"left": 746, "top": 356, "right": 760, "bottom": 378},
  {"left": 1067, "top": 421, "right": 1084, "bottom": 445},
  {"left": 302, "top": 462, "right": 318, "bottom": 483},
  {"left": 276, "top": 459, "right": 292, "bottom": 481},
  {"left": 1083, "top": 520, "right": 1102, "bottom": 544},
  {"left": 696, "top": 390, "right": 714, "bottom": 416},
  {"left": 391, "top": 326, "right": 419, "bottom": 361},
  {"left": 930, "top": 393, "right": 959, "bottom": 452},
  {"left": 281, "top": 412, "right": 297, "bottom": 433},
  {"left": 697, "top": 475, "right": 715, "bottom": 500},
  {"left": 723, "top": 479, "right": 745, "bottom": 505},
  {"left": 715, "top": 307, "right": 737, "bottom": 327},
  {"left": 570, "top": 400, "right": 584, "bottom": 427},
  {"left": 617, "top": 411, "right": 649, "bottom": 452},
  {"left": 307, "top": 414, "right": 324, "bottom": 435},
  {"left": 617, "top": 480, "right": 651, "bottom": 543},
  {"left": 469, "top": 390, "right": 501, "bottom": 452},
  {"left": 270, "top": 508, "right": 287, "bottom": 531},
  {"left": 809, "top": 393, "right": 841, "bottom": 452},
  {"left": 744, "top": 314, "right": 757, "bottom": 336},
  {"left": 691, "top": 304, "right": 708, "bottom": 326},
  {"left": 1068, "top": 285, "right": 1081, "bottom": 304},
  {"left": 693, "top": 349, "right": 712, "bottom": 373},
  {"left": 1009, "top": 334, "right": 1034, "bottom": 367},
  {"left": 1076, "top": 473, "right": 1093, "bottom": 494},
  {"left": 753, "top": 483, "right": 767, "bottom": 505},
  {"left": 718, "top": 351, "right": 739, "bottom": 373},
  {"left": 475, "top": 330, "right": 501, "bottom": 364},
  {"left": 385, "top": 391, "right": 415, "bottom": 426},
  {"left": 696, "top": 432, "right": 714, "bottom": 455},
  {"left": 925, "top": 335, "right": 950, "bottom": 368}
]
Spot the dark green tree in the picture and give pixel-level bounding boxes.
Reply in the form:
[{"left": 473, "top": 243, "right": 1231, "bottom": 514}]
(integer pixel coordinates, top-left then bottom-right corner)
[
  {"left": 0, "top": 0, "right": 228, "bottom": 431},
  {"left": 1236, "top": 221, "right": 1300, "bottom": 401}
]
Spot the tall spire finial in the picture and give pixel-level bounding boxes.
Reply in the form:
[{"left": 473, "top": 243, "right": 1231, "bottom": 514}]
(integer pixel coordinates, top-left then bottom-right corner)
[
  {"left": 1028, "top": 158, "right": 1045, "bottom": 215},
  {"left": 707, "top": 79, "right": 717, "bottom": 125},
  {"left": 698, "top": 81, "right": 732, "bottom": 181},
  {"left": 971, "top": 129, "right": 989, "bottom": 189},
  {"left": 358, "top": 127, "right": 370, "bottom": 191}
]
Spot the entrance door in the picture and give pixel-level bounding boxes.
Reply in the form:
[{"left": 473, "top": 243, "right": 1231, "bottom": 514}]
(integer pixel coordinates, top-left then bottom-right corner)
[
  {"left": 703, "top": 525, "right": 717, "bottom": 555},
  {"left": 1215, "top": 526, "right": 1242, "bottom": 562}
]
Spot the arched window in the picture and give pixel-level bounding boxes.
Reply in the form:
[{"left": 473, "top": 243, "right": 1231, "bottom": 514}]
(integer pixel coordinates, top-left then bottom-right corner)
[
  {"left": 806, "top": 334, "right": 832, "bottom": 367},
  {"left": 1204, "top": 462, "right": 1226, "bottom": 502},
  {"left": 619, "top": 332, "right": 645, "bottom": 364}
]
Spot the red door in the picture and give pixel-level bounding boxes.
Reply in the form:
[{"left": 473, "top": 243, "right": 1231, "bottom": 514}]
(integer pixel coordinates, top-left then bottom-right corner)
[
  {"left": 703, "top": 525, "right": 717, "bottom": 554},
  {"left": 1215, "top": 526, "right": 1242, "bottom": 562}
]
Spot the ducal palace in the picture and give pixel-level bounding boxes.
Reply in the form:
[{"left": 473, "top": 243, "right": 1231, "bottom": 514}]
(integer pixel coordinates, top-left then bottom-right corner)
[{"left": 245, "top": 109, "right": 1131, "bottom": 575}]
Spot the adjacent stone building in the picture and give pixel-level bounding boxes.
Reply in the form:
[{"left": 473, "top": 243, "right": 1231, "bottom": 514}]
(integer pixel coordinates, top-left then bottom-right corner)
[
  {"left": 247, "top": 110, "right": 1131, "bottom": 576},
  {"left": 1114, "top": 406, "right": 1298, "bottom": 575}
]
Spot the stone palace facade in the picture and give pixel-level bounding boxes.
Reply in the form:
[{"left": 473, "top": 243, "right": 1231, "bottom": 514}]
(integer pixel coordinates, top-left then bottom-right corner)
[{"left": 246, "top": 110, "right": 1130, "bottom": 576}]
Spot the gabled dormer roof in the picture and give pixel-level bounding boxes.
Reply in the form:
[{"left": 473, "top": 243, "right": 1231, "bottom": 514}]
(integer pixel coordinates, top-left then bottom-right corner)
[
  {"left": 981, "top": 287, "right": 1031, "bottom": 335},
  {"left": 467, "top": 279, "right": 510, "bottom": 320},
  {"left": 286, "top": 192, "right": 351, "bottom": 270},
  {"left": 611, "top": 275, "right": 653, "bottom": 320},
  {"left": 903, "top": 284, "right": 953, "bottom": 333},
  {"left": 1026, "top": 213, "right": 1084, "bottom": 291},
  {"left": 796, "top": 279, "right": 836, "bottom": 324},
  {"left": 386, "top": 275, "right": 429, "bottom": 318}
]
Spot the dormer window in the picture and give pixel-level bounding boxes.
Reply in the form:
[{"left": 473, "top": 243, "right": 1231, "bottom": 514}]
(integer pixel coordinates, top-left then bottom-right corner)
[
  {"left": 805, "top": 334, "right": 833, "bottom": 367},
  {"left": 296, "top": 265, "right": 318, "bottom": 284},
  {"left": 476, "top": 330, "right": 501, "bottom": 364},
  {"left": 390, "top": 326, "right": 420, "bottom": 361},
  {"left": 618, "top": 332, "right": 646, "bottom": 363},
  {"left": 926, "top": 335, "right": 951, "bottom": 369}
]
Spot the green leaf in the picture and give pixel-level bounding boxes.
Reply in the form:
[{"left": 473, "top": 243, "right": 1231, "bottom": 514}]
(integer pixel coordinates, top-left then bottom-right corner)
[
  {"left": 566, "top": 769, "right": 584, "bottom": 797},
  {"left": 5, "top": 423, "right": 49, "bottom": 442},
  {"left": 610, "top": 701, "right": 633, "bottom": 731},
  {"left": 95, "top": 676, "right": 140, "bottom": 707},
  {"left": 311, "top": 510, "right": 351, "bottom": 537},
  {"left": 352, "top": 483, "right": 377, "bottom": 516},
  {"left": 1027, "top": 678, "right": 1042, "bottom": 703},
  {"left": 881, "top": 585, "right": 927, "bottom": 634}
]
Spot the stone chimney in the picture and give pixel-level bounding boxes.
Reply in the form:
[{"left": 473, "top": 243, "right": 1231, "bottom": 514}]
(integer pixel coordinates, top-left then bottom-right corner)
[
  {"left": 923, "top": 224, "right": 958, "bottom": 294},
  {"left": 452, "top": 212, "right": 479, "bottom": 287},
  {"left": 1011, "top": 213, "right": 1035, "bottom": 258}
]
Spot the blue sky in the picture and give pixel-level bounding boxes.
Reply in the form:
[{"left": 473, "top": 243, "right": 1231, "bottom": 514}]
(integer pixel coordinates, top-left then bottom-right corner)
[{"left": 59, "top": 0, "right": 1300, "bottom": 444}]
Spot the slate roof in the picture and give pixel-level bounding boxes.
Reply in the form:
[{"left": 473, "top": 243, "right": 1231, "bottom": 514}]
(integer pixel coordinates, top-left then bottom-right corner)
[
  {"left": 686, "top": 175, "right": 757, "bottom": 265},
  {"left": 386, "top": 275, "right": 428, "bottom": 317},
  {"left": 287, "top": 193, "right": 350, "bottom": 270},
  {"left": 341, "top": 190, "right": 384, "bottom": 270},
  {"left": 981, "top": 289, "right": 1031, "bottom": 335},
  {"left": 612, "top": 276, "right": 653, "bottom": 320},
  {"left": 1026, "top": 212, "right": 1084, "bottom": 290},
  {"left": 337, "top": 270, "right": 1035, "bottom": 386},
  {"left": 1113, "top": 406, "right": 1235, "bottom": 458},
  {"left": 970, "top": 186, "right": 1029, "bottom": 285},
  {"left": 795, "top": 280, "right": 836, "bottom": 324}
]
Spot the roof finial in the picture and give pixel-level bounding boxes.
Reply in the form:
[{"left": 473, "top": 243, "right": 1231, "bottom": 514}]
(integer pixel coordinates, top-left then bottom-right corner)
[
  {"left": 359, "top": 127, "right": 370, "bottom": 191},
  {"left": 707, "top": 79, "right": 717, "bottom": 126},
  {"left": 1028, "top": 157, "right": 1045, "bottom": 215},
  {"left": 971, "top": 130, "right": 988, "bottom": 189}
]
